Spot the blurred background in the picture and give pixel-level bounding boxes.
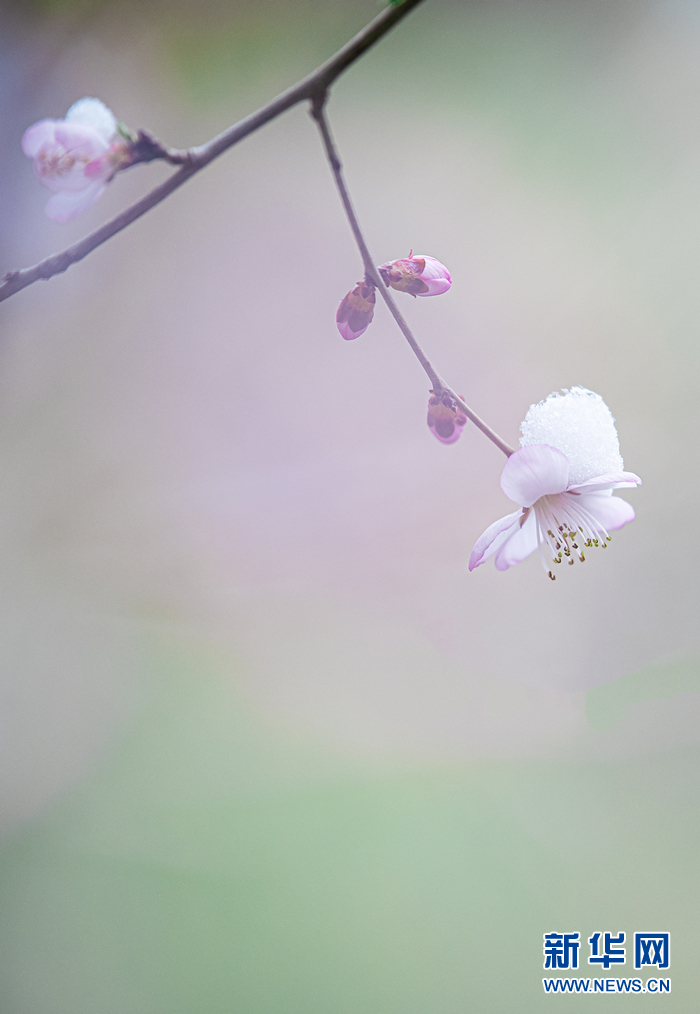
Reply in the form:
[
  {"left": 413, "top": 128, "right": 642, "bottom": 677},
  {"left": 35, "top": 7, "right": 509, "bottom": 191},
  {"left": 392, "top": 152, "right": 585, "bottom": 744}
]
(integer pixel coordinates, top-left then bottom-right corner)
[{"left": 0, "top": 0, "right": 698, "bottom": 1009}]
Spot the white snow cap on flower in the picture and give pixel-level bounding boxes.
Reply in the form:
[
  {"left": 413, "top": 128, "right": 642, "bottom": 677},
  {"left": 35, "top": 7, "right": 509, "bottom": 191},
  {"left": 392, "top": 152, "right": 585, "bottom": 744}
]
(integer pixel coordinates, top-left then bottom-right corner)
[
  {"left": 65, "top": 98, "right": 118, "bottom": 142},
  {"left": 519, "top": 386, "right": 624, "bottom": 486},
  {"left": 469, "top": 386, "right": 641, "bottom": 579}
]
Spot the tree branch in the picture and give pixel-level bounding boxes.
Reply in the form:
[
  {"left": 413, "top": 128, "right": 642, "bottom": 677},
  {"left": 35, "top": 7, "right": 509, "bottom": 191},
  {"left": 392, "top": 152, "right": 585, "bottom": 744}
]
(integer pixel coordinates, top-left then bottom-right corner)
[
  {"left": 311, "top": 97, "right": 515, "bottom": 458},
  {"left": 0, "top": 0, "right": 426, "bottom": 303}
]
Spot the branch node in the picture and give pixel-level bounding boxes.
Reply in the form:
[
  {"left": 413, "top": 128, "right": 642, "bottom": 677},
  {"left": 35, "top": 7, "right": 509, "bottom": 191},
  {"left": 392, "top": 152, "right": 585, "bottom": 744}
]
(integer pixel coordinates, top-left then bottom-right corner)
[
  {"left": 122, "top": 129, "right": 196, "bottom": 169},
  {"left": 309, "top": 89, "right": 328, "bottom": 122}
]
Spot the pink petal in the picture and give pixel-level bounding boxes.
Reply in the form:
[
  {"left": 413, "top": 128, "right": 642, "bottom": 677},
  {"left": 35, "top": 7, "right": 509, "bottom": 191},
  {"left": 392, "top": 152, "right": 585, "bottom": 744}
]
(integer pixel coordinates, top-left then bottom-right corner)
[
  {"left": 569, "top": 471, "right": 642, "bottom": 493},
  {"left": 45, "top": 181, "right": 106, "bottom": 222},
  {"left": 54, "top": 122, "right": 108, "bottom": 158},
  {"left": 336, "top": 320, "right": 366, "bottom": 341},
  {"left": 500, "top": 444, "right": 570, "bottom": 507},
  {"left": 412, "top": 254, "right": 452, "bottom": 297},
  {"left": 468, "top": 510, "right": 522, "bottom": 571},
  {"left": 21, "top": 120, "right": 58, "bottom": 157},
  {"left": 35, "top": 155, "right": 97, "bottom": 193},
  {"left": 413, "top": 255, "right": 451, "bottom": 280},
  {"left": 576, "top": 492, "right": 636, "bottom": 531},
  {"left": 426, "top": 401, "right": 466, "bottom": 444},
  {"left": 493, "top": 510, "right": 538, "bottom": 570},
  {"left": 84, "top": 155, "right": 111, "bottom": 180},
  {"left": 417, "top": 277, "right": 452, "bottom": 297},
  {"left": 428, "top": 417, "right": 465, "bottom": 444}
]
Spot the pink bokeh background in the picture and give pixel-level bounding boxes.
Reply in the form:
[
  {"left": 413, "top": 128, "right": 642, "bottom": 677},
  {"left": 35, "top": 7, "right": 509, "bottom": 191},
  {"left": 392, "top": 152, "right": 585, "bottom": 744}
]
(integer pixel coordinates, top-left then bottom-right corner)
[{"left": 1, "top": 0, "right": 699, "bottom": 830}]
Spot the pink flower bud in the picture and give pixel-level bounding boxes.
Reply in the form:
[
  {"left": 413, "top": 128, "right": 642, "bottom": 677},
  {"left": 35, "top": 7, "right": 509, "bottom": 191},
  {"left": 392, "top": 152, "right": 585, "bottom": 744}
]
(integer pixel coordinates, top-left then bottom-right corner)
[
  {"left": 427, "top": 390, "right": 467, "bottom": 444},
  {"left": 378, "top": 252, "right": 451, "bottom": 297},
  {"left": 22, "top": 97, "right": 126, "bottom": 221},
  {"left": 336, "top": 280, "right": 376, "bottom": 340}
]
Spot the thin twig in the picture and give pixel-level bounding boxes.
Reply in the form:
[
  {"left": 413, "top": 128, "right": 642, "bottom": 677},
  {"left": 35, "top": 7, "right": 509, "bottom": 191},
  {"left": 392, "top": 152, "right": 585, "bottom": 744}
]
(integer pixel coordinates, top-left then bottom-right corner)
[
  {"left": 447, "top": 391, "right": 515, "bottom": 456},
  {"left": 311, "top": 97, "right": 443, "bottom": 390},
  {"left": 311, "top": 97, "right": 515, "bottom": 458},
  {"left": 0, "top": 0, "right": 426, "bottom": 303}
]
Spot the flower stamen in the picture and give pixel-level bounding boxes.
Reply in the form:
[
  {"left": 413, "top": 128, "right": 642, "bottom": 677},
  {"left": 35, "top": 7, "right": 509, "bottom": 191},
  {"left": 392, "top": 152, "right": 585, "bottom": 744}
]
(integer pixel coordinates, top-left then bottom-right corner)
[{"left": 532, "top": 491, "right": 616, "bottom": 573}]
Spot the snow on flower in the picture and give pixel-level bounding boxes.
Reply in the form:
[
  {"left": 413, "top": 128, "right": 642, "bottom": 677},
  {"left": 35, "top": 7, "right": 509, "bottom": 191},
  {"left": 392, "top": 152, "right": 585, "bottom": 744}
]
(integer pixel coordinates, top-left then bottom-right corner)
[
  {"left": 22, "top": 98, "right": 125, "bottom": 221},
  {"left": 469, "top": 387, "right": 641, "bottom": 579},
  {"left": 336, "top": 280, "right": 376, "bottom": 340},
  {"left": 378, "top": 252, "right": 451, "bottom": 297}
]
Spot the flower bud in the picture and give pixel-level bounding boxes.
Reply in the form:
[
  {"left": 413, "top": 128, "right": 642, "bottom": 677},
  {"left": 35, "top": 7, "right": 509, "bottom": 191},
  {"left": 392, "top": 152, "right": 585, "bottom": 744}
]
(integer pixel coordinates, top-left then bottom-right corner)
[
  {"left": 427, "top": 390, "right": 467, "bottom": 444},
  {"left": 336, "top": 280, "right": 376, "bottom": 340},
  {"left": 379, "top": 252, "right": 451, "bottom": 297}
]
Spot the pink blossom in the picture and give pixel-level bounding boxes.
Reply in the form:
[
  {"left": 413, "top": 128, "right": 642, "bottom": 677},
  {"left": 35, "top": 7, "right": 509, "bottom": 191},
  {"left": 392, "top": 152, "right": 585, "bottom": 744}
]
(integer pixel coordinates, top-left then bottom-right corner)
[
  {"left": 469, "top": 388, "right": 641, "bottom": 579},
  {"left": 336, "top": 280, "right": 376, "bottom": 340},
  {"left": 22, "top": 98, "right": 124, "bottom": 221},
  {"left": 378, "top": 252, "right": 451, "bottom": 297},
  {"left": 427, "top": 390, "right": 467, "bottom": 444}
]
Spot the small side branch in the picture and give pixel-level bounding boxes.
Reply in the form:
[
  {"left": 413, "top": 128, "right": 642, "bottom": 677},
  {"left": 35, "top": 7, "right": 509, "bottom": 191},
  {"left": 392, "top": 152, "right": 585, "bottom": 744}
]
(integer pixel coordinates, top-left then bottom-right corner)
[
  {"left": 0, "top": 0, "right": 426, "bottom": 303},
  {"left": 311, "top": 96, "right": 515, "bottom": 458}
]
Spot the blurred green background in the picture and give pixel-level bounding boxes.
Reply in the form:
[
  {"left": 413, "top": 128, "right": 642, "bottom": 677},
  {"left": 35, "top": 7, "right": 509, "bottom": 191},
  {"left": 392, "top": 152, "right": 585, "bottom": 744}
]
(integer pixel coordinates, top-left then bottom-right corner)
[{"left": 0, "top": 0, "right": 698, "bottom": 1009}]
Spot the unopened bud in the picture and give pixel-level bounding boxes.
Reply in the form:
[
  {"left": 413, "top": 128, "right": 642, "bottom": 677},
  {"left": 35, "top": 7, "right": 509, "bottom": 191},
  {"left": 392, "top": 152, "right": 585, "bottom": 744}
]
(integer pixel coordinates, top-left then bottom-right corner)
[
  {"left": 427, "top": 390, "right": 467, "bottom": 444},
  {"left": 336, "top": 280, "right": 376, "bottom": 340},
  {"left": 379, "top": 252, "right": 451, "bottom": 297}
]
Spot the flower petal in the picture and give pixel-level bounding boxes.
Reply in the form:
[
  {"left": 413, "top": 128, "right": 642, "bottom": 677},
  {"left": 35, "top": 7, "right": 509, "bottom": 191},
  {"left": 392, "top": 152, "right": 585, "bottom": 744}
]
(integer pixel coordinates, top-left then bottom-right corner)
[
  {"left": 493, "top": 509, "right": 538, "bottom": 570},
  {"left": 427, "top": 415, "right": 465, "bottom": 444},
  {"left": 500, "top": 444, "right": 570, "bottom": 507},
  {"left": 21, "top": 119, "right": 58, "bottom": 157},
  {"left": 45, "top": 181, "right": 106, "bottom": 222},
  {"left": 569, "top": 471, "right": 642, "bottom": 493},
  {"left": 468, "top": 509, "right": 522, "bottom": 571},
  {"left": 412, "top": 255, "right": 452, "bottom": 297},
  {"left": 35, "top": 153, "right": 99, "bottom": 193},
  {"left": 576, "top": 491, "right": 636, "bottom": 531},
  {"left": 54, "top": 122, "right": 108, "bottom": 158},
  {"left": 336, "top": 282, "right": 375, "bottom": 339},
  {"left": 426, "top": 396, "right": 466, "bottom": 444},
  {"left": 336, "top": 320, "right": 367, "bottom": 340}
]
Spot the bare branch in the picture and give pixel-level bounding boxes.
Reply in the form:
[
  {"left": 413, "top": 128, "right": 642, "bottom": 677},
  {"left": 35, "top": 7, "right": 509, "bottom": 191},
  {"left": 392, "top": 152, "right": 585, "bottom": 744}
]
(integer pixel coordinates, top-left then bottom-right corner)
[
  {"left": 1, "top": 0, "right": 426, "bottom": 303},
  {"left": 311, "top": 98, "right": 515, "bottom": 459},
  {"left": 447, "top": 391, "right": 515, "bottom": 457}
]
